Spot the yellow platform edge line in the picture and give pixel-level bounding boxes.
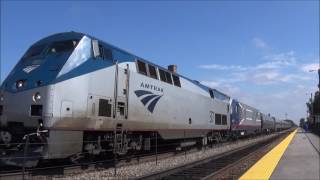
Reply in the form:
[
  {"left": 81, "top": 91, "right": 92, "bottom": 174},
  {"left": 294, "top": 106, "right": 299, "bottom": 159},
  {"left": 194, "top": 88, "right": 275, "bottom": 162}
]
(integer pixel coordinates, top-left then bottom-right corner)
[{"left": 239, "top": 129, "right": 298, "bottom": 180}]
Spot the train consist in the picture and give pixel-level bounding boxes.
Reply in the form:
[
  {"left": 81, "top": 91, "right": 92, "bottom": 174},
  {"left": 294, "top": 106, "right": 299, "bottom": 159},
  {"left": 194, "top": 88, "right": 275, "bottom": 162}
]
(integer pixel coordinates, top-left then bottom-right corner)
[{"left": 0, "top": 32, "right": 292, "bottom": 166}]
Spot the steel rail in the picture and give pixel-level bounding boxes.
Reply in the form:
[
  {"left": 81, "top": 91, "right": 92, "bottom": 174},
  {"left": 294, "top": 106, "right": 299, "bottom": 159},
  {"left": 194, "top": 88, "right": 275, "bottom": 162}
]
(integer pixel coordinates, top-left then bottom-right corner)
[{"left": 135, "top": 130, "right": 291, "bottom": 180}]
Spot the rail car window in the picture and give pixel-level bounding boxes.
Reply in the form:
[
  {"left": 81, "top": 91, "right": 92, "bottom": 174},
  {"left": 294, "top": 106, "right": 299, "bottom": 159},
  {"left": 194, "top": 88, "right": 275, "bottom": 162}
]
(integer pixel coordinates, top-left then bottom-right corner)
[
  {"left": 215, "top": 114, "right": 222, "bottom": 125},
  {"left": 99, "top": 45, "right": 113, "bottom": 60},
  {"left": 23, "top": 44, "right": 47, "bottom": 59},
  {"left": 48, "top": 40, "right": 78, "bottom": 54},
  {"left": 98, "top": 99, "right": 112, "bottom": 117},
  {"left": 148, "top": 64, "right": 158, "bottom": 79},
  {"left": 165, "top": 71, "right": 173, "bottom": 84},
  {"left": 137, "top": 60, "right": 147, "bottom": 75},
  {"left": 159, "top": 69, "right": 167, "bottom": 82},
  {"left": 222, "top": 115, "right": 227, "bottom": 125},
  {"left": 172, "top": 74, "right": 181, "bottom": 87}
]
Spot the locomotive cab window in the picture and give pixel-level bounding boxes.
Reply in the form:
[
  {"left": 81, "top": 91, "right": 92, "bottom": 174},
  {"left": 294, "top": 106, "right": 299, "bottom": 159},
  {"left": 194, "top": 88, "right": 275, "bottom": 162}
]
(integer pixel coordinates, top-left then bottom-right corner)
[
  {"left": 99, "top": 45, "right": 113, "bottom": 60},
  {"left": 165, "top": 71, "right": 173, "bottom": 84},
  {"left": 159, "top": 69, "right": 172, "bottom": 84},
  {"left": 137, "top": 60, "right": 147, "bottom": 75},
  {"left": 159, "top": 69, "right": 167, "bottom": 82},
  {"left": 172, "top": 74, "right": 181, "bottom": 87},
  {"left": 48, "top": 40, "right": 78, "bottom": 54},
  {"left": 23, "top": 44, "right": 47, "bottom": 59},
  {"left": 148, "top": 64, "right": 158, "bottom": 79}
]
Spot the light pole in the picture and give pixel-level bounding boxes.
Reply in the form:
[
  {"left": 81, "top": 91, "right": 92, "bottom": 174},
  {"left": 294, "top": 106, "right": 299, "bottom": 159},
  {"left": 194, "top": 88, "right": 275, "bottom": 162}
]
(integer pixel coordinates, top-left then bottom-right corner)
[{"left": 285, "top": 112, "right": 288, "bottom": 120}]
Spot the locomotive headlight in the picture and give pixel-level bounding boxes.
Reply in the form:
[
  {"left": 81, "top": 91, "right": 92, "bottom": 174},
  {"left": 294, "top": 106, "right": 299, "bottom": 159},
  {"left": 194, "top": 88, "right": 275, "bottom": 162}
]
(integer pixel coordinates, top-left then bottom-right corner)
[
  {"left": 16, "top": 80, "right": 25, "bottom": 89},
  {"left": 32, "top": 92, "right": 41, "bottom": 102}
]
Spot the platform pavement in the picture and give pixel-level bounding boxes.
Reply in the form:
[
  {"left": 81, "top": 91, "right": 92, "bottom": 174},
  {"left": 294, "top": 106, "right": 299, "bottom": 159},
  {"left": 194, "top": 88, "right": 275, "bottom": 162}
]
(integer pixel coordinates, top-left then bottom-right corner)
[
  {"left": 240, "top": 128, "right": 320, "bottom": 180},
  {"left": 305, "top": 131, "right": 320, "bottom": 153},
  {"left": 270, "top": 128, "right": 319, "bottom": 180}
]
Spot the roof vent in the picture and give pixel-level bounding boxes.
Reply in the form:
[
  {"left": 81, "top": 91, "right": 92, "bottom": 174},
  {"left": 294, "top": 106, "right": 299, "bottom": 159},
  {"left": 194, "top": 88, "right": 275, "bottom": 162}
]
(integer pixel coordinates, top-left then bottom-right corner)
[{"left": 168, "top": 65, "right": 177, "bottom": 73}]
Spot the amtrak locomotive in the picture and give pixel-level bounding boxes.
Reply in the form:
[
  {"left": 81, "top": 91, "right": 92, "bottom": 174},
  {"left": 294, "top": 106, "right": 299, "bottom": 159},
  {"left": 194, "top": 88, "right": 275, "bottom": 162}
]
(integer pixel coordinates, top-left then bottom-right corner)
[{"left": 0, "top": 32, "right": 291, "bottom": 166}]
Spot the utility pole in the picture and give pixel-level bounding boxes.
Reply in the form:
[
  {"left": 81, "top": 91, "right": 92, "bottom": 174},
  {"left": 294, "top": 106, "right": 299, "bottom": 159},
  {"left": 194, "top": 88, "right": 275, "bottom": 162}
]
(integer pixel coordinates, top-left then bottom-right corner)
[
  {"left": 317, "top": 56, "right": 320, "bottom": 92},
  {"left": 318, "top": 65, "right": 320, "bottom": 93}
]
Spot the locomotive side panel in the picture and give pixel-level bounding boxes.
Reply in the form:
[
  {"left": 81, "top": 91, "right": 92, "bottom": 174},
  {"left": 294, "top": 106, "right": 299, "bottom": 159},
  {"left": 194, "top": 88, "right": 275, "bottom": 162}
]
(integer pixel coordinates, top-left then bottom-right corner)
[{"left": 128, "top": 67, "right": 230, "bottom": 140}]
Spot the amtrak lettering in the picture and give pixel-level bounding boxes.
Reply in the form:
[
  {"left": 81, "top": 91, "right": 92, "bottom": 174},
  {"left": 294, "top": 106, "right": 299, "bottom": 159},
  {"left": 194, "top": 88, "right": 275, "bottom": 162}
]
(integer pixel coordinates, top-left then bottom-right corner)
[
  {"left": 135, "top": 82, "right": 163, "bottom": 113},
  {"left": 140, "top": 82, "right": 163, "bottom": 93}
]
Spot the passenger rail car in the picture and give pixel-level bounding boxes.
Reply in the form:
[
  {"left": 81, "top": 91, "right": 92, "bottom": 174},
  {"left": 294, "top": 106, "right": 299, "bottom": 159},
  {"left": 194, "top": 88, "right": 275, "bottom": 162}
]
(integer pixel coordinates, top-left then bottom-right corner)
[
  {"left": 261, "top": 113, "right": 275, "bottom": 133},
  {"left": 0, "top": 32, "right": 292, "bottom": 167},
  {"left": 230, "top": 99, "right": 261, "bottom": 136}
]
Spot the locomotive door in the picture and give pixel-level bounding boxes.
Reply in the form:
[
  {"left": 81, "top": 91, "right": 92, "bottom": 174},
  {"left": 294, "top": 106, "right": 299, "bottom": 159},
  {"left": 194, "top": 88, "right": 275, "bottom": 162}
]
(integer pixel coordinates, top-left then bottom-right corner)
[
  {"left": 114, "top": 63, "right": 130, "bottom": 121},
  {"left": 113, "top": 63, "right": 130, "bottom": 155}
]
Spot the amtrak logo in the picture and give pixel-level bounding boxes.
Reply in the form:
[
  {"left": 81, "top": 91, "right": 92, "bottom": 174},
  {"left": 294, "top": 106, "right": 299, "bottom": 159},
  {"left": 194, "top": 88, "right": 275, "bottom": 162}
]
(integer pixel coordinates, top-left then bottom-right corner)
[
  {"left": 23, "top": 65, "right": 40, "bottom": 73},
  {"left": 134, "top": 90, "right": 163, "bottom": 113}
]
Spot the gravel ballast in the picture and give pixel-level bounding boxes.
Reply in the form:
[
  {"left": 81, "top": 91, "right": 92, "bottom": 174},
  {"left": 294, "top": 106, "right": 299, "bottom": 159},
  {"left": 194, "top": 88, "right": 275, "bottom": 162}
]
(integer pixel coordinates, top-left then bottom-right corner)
[{"left": 44, "top": 133, "right": 280, "bottom": 180}]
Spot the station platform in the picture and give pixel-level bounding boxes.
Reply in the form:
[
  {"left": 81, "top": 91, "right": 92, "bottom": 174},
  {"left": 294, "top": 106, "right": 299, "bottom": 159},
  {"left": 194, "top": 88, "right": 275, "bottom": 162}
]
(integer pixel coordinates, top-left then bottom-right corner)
[{"left": 240, "top": 128, "right": 320, "bottom": 180}]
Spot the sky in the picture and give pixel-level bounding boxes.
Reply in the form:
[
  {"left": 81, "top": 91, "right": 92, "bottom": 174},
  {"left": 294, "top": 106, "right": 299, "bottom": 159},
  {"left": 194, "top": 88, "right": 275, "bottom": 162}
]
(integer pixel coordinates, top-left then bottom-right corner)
[{"left": 0, "top": 1, "right": 319, "bottom": 123}]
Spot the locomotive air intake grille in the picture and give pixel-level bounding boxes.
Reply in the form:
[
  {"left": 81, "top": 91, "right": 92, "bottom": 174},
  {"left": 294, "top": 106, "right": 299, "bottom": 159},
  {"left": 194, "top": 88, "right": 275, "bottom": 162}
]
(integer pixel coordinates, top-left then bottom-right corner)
[{"left": 31, "top": 105, "right": 43, "bottom": 116}]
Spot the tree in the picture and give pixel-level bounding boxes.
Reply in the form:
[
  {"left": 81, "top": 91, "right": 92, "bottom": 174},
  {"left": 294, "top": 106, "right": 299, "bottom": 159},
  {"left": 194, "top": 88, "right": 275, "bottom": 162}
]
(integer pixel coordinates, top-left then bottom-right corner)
[{"left": 300, "top": 118, "right": 305, "bottom": 128}]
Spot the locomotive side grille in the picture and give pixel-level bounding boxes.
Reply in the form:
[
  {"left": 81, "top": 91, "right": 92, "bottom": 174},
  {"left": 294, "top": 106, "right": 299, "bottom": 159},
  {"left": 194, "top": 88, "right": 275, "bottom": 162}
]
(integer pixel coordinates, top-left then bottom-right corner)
[
  {"left": 98, "top": 99, "right": 112, "bottom": 117},
  {"left": 31, "top": 105, "right": 43, "bottom": 116}
]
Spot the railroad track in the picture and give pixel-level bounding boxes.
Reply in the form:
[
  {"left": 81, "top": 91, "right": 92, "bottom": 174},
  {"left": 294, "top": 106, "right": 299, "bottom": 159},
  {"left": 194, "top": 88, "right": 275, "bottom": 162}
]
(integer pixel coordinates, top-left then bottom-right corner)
[
  {"left": 0, "top": 131, "right": 291, "bottom": 179},
  {"left": 0, "top": 148, "right": 182, "bottom": 179},
  {"left": 136, "top": 131, "right": 291, "bottom": 180}
]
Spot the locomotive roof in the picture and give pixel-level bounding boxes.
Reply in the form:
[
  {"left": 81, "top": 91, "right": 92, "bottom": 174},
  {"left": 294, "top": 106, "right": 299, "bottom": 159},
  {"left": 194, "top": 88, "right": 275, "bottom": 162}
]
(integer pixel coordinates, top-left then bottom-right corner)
[{"left": 55, "top": 31, "right": 231, "bottom": 100}]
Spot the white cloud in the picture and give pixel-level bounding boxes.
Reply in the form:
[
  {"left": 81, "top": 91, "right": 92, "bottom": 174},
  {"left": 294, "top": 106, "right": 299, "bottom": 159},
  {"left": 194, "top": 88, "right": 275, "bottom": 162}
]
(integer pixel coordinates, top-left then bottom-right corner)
[
  {"left": 252, "top": 37, "right": 268, "bottom": 49},
  {"left": 199, "top": 50, "right": 313, "bottom": 85},
  {"left": 197, "top": 39, "right": 318, "bottom": 123},
  {"left": 263, "top": 51, "right": 296, "bottom": 66},
  {"left": 279, "top": 74, "right": 312, "bottom": 82},
  {"left": 199, "top": 51, "right": 297, "bottom": 71},
  {"left": 198, "top": 64, "right": 247, "bottom": 71},
  {"left": 256, "top": 58, "right": 296, "bottom": 69},
  {"left": 201, "top": 80, "right": 240, "bottom": 95},
  {"left": 251, "top": 71, "right": 280, "bottom": 84},
  {"left": 201, "top": 81, "right": 316, "bottom": 124},
  {"left": 301, "top": 63, "right": 319, "bottom": 72},
  {"left": 200, "top": 80, "right": 220, "bottom": 88},
  {"left": 231, "top": 70, "right": 312, "bottom": 85}
]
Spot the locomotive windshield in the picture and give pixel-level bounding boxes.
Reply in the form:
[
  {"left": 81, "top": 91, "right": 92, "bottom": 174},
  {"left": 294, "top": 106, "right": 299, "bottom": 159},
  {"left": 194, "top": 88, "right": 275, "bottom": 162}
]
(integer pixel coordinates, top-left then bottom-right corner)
[
  {"left": 23, "top": 44, "right": 47, "bottom": 59},
  {"left": 48, "top": 40, "right": 78, "bottom": 54},
  {"left": 23, "top": 40, "right": 79, "bottom": 60}
]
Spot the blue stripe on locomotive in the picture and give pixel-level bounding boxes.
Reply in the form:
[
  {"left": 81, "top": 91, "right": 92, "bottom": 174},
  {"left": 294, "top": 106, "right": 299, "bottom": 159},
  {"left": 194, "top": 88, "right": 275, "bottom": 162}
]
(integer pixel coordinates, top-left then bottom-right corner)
[
  {"left": 0, "top": 32, "right": 137, "bottom": 93},
  {"left": 1, "top": 31, "right": 231, "bottom": 102}
]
